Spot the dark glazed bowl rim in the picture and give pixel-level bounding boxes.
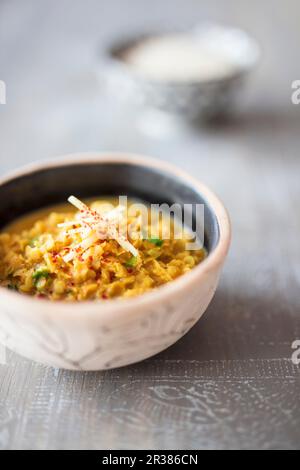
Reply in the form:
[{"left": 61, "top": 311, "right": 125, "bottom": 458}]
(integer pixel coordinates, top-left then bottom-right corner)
[{"left": 0, "top": 152, "right": 231, "bottom": 312}]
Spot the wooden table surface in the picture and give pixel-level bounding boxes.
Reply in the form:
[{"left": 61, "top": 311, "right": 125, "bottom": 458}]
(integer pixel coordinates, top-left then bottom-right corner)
[{"left": 0, "top": 0, "right": 300, "bottom": 450}]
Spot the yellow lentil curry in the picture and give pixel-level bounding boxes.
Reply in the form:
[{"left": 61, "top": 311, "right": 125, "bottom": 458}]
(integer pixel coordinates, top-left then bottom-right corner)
[{"left": 0, "top": 198, "right": 206, "bottom": 301}]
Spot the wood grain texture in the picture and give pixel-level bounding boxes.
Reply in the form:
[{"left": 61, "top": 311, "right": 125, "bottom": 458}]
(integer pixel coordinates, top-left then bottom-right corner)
[{"left": 0, "top": 0, "right": 300, "bottom": 450}]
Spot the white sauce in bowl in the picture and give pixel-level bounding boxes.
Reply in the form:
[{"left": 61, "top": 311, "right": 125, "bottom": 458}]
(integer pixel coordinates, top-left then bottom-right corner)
[{"left": 121, "top": 26, "right": 260, "bottom": 83}]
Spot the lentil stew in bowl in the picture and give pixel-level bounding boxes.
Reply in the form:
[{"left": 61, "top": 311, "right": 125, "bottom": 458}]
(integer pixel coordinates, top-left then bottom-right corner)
[
  {"left": 0, "top": 197, "right": 206, "bottom": 301},
  {"left": 0, "top": 153, "right": 230, "bottom": 369}
]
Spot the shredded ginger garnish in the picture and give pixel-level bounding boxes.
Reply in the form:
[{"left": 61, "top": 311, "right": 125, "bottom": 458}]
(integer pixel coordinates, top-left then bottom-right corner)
[{"left": 58, "top": 196, "right": 138, "bottom": 263}]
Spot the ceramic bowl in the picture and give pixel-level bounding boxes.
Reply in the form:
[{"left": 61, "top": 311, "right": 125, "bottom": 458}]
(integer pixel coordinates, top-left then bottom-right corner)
[
  {"left": 101, "top": 23, "right": 260, "bottom": 120},
  {"left": 0, "top": 153, "right": 231, "bottom": 370}
]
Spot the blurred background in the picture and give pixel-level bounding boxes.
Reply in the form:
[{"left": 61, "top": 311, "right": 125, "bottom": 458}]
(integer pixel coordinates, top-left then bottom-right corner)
[
  {"left": 1, "top": 0, "right": 300, "bottom": 450},
  {"left": 0, "top": 0, "right": 299, "bottom": 172}
]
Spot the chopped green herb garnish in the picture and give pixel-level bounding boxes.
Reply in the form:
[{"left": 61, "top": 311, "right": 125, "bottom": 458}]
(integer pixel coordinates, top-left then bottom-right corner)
[
  {"left": 29, "top": 237, "right": 39, "bottom": 248},
  {"left": 32, "top": 268, "right": 50, "bottom": 285},
  {"left": 125, "top": 256, "right": 138, "bottom": 268},
  {"left": 147, "top": 237, "right": 164, "bottom": 247}
]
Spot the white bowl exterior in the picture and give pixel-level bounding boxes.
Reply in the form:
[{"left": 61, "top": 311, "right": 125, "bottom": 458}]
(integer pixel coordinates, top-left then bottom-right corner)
[
  {"left": 0, "top": 153, "right": 231, "bottom": 370},
  {"left": 0, "top": 264, "right": 222, "bottom": 370}
]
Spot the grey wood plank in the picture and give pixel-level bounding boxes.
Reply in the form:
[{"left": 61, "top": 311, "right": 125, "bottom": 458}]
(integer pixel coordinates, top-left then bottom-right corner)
[{"left": 1, "top": 354, "right": 300, "bottom": 450}]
